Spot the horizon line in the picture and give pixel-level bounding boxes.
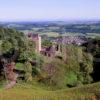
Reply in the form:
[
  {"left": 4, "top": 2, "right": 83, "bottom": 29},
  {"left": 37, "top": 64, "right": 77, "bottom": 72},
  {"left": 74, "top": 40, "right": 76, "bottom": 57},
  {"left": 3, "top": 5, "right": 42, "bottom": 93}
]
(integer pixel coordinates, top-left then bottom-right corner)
[{"left": 0, "top": 18, "right": 100, "bottom": 22}]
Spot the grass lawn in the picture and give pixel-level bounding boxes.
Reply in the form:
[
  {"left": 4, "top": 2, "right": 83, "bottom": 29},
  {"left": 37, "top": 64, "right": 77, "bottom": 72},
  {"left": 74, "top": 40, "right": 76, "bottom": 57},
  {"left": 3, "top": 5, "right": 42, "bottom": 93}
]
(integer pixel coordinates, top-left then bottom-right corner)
[
  {"left": 0, "top": 82, "right": 100, "bottom": 100},
  {"left": 40, "top": 32, "right": 59, "bottom": 37}
]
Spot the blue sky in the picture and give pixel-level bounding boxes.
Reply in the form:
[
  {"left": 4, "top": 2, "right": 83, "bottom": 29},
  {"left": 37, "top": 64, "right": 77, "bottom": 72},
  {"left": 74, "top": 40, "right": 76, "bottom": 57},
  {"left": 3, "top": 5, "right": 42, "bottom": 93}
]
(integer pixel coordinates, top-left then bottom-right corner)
[{"left": 0, "top": 0, "right": 100, "bottom": 21}]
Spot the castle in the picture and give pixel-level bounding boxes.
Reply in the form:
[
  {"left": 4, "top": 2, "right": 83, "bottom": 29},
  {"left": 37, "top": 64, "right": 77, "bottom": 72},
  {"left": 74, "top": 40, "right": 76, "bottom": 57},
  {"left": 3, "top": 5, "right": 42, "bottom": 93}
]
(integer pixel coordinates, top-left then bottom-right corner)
[
  {"left": 28, "top": 33, "right": 41, "bottom": 53},
  {"left": 27, "top": 33, "right": 59, "bottom": 57}
]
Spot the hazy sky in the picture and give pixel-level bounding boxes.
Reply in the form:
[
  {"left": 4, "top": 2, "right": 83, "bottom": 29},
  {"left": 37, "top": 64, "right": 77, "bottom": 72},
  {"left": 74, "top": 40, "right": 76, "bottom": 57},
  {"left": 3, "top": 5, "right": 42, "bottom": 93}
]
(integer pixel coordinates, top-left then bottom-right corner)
[{"left": 0, "top": 0, "right": 100, "bottom": 21}]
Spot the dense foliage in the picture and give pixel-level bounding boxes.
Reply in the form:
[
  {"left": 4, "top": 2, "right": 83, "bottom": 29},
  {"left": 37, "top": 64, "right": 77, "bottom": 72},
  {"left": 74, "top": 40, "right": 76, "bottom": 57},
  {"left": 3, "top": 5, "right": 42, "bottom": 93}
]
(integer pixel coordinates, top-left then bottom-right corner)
[
  {"left": 83, "top": 37, "right": 100, "bottom": 82},
  {"left": 0, "top": 27, "right": 36, "bottom": 82},
  {"left": 0, "top": 27, "right": 100, "bottom": 90}
]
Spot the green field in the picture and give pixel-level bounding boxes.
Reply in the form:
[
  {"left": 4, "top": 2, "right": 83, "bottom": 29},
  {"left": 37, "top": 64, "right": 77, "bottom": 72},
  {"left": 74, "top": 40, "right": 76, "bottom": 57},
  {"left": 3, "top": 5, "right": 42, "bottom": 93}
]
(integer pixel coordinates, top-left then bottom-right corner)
[{"left": 0, "top": 82, "right": 100, "bottom": 100}]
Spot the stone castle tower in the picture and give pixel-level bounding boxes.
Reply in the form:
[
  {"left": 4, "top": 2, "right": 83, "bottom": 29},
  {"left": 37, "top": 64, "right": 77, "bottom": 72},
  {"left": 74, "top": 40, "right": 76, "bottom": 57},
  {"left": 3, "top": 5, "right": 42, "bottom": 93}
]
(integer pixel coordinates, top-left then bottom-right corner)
[{"left": 28, "top": 33, "right": 41, "bottom": 53}]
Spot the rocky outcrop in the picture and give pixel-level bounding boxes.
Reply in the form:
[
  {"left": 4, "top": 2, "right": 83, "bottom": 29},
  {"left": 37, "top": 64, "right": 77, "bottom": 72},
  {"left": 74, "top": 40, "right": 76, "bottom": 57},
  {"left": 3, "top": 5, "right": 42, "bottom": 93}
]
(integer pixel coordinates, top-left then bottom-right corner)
[{"left": 4, "top": 62, "right": 18, "bottom": 89}]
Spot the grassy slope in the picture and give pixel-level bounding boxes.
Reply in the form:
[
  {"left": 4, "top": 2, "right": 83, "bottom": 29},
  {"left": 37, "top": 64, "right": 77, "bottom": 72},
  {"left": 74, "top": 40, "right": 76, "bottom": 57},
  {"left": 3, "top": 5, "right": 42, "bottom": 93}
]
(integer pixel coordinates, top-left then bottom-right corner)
[{"left": 0, "top": 82, "right": 100, "bottom": 100}]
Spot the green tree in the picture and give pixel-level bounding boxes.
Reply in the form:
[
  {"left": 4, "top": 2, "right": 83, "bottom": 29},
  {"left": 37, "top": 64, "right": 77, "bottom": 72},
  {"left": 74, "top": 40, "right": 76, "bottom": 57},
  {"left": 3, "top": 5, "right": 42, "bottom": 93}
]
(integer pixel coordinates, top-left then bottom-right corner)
[
  {"left": 24, "top": 61, "right": 32, "bottom": 82},
  {"left": 42, "top": 39, "right": 52, "bottom": 47},
  {"left": 79, "top": 52, "right": 93, "bottom": 84},
  {"left": 1, "top": 40, "right": 12, "bottom": 53}
]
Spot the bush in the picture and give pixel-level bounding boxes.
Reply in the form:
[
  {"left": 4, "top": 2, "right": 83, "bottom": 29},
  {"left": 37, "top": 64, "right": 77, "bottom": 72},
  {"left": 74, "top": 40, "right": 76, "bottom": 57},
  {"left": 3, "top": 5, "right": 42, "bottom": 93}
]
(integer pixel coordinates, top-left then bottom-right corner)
[{"left": 66, "top": 71, "right": 78, "bottom": 87}]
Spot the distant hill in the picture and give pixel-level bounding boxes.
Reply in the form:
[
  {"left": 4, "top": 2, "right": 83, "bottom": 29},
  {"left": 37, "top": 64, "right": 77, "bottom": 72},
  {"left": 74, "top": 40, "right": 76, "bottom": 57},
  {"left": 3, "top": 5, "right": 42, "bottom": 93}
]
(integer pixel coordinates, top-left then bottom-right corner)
[{"left": 0, "top": 21, "right": 100, "bottom": 34}]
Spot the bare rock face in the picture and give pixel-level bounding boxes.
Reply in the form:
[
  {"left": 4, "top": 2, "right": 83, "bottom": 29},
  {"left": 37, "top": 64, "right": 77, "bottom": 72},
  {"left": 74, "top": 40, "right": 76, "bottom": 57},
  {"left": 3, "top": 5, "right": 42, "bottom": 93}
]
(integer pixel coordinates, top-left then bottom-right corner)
[
  {"left": 5, "top": 81, "right": 16, "bottom": 89},
  {"left": 5, "top": 62, "right": 18, "bottom": 89}
]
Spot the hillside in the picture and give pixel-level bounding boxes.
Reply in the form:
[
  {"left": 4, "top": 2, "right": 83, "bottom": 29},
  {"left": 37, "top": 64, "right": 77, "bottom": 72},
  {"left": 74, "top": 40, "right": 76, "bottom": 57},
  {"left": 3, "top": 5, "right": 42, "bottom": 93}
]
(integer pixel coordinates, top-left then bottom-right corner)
[
  {"left": 0, "top": 27, "right": 100, "bottom": 100},
  {"left": 0, "top": 82, "right": 100, "bottom": 100},
  {"left": 1, "top": 21, "right": 100, "bottom": 34}
]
